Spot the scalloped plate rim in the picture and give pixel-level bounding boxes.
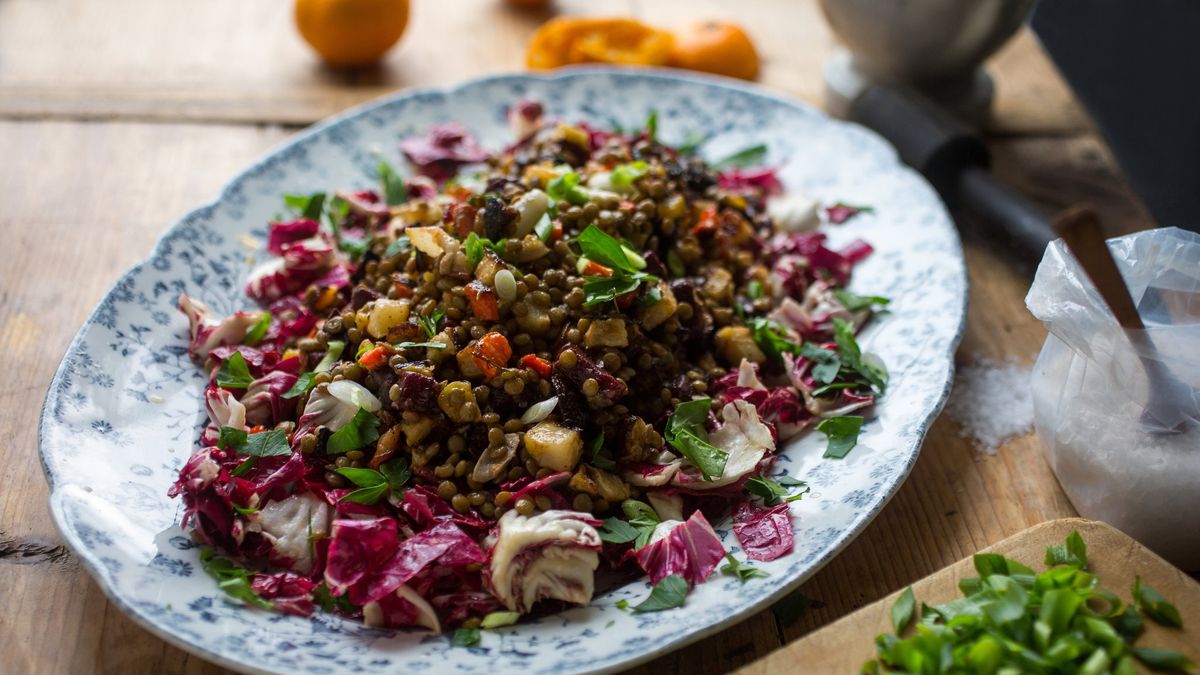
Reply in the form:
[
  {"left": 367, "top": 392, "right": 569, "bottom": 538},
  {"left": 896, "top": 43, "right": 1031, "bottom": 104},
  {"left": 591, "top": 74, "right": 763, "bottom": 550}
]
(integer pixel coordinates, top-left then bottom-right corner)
[{"left": 38, "top": 68, "right": 968, "bottom": 675}]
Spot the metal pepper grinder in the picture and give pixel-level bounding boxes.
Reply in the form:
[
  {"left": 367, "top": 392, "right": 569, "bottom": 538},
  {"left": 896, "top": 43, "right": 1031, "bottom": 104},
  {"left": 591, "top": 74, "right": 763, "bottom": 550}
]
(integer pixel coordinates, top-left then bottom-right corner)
[{"left": 819, "top": 0, "right": 1034, "bottom": 124}]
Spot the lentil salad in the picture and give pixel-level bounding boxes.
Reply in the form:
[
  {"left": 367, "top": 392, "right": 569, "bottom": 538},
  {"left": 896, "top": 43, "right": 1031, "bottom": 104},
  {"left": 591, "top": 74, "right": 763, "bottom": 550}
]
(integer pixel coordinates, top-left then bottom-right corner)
[{"left": 170, "top": 101, "right": 888, "bottom": 634}]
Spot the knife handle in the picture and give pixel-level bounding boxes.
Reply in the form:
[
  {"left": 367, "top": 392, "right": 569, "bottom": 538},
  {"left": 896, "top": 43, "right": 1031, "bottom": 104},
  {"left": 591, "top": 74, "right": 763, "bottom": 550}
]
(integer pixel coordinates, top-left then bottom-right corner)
[
  {"left": 958, "top": 167, "right": 1054, "bottom": 256},
  {"left": 849, "top": 84, "right": 1056, "bottom": 258},
  {"left": 849, "top": 84, "right": 989, "bottom": 195}
]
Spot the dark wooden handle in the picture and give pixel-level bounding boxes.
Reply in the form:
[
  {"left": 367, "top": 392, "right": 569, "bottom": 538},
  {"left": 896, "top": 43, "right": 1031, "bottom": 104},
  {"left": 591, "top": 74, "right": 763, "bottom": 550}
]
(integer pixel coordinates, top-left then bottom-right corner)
[{"left": 1051, "top": 205, "right": 1144, "bottom": 329}]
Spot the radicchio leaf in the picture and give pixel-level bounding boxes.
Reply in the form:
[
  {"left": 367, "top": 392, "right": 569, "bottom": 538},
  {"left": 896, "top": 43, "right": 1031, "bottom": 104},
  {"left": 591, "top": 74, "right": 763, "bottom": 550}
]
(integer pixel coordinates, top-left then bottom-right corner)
[
  {"left": 399, "top": 123, "right": 489, "bottom": 182},
  {"left": 267, "top": 218, "right": 321, "bottom": 256},
  {"left": 179, "top": 294, "right": 264, "bottom": 361},
  {"left": 325, "top": 517, "right": 486, "bottom": 607},
  {"left": 732, "top": 500, "right": 794, "bottom": 562},
  {"left": 632, "top": 510, "right": 726, "bottom": 585},
  {"left": 717, "top": 166, "right": 782, "bottom": 195},
  {"left": 484, "top": 510, "right": 602, "bottom": 613},
  {"left": 250, "top": 570, "right": 318, "bottom": 616},
  {"left": 241, "top": 370, "right": 299, "bottom": 427}
]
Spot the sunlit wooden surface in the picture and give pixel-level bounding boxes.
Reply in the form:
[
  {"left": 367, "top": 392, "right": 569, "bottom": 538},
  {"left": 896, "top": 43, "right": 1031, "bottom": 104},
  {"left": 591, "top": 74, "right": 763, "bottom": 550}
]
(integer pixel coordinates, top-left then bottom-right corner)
[{"left": 0, "top": 1, "right": 1154, "bottom": 672}]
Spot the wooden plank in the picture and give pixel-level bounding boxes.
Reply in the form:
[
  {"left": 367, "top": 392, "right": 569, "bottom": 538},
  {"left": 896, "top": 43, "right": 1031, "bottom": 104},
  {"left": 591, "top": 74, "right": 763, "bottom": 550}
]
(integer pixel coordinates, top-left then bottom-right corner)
[
  {"left": 0, "top": 117, "right": 1151, "bottom": 673},
  {"left": 0, "top": 120, "right": 290, "bottom": 675},
  {"left": 739, "top": 519, "right": 1200, "bottom": 674},
  {"left": 0, "top": 0, "right": 1084, "bottom": 134}
]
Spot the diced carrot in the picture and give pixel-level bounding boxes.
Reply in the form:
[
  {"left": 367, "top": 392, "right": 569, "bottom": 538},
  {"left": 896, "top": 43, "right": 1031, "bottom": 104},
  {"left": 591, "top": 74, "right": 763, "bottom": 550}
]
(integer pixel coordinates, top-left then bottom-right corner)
[
  {"left": 691, "top": 205, "right": 719, "bottom": 236},
  {"left": 448, "top": 184, "right": 473, "bottom": 203},
  {"left": 248, "top": 425, "right": 266, "bottom": 434},
  {"left": 551, "top": 222, "right": 564, "bottom": 241},
  {"left": 472, "top": 331, "right": 512, "bottom": 379},
  {"left": 357, "top": 345, "right": 392, "bottom": 371},
  {"left": 519, "top": 354, "right": 553, "bottom": 378},
  {"left": 466, "top": 280, "right": 501, "bottom": 321},
  {"left": 582, "top": 260, "right": 613, "bottom": 277}
]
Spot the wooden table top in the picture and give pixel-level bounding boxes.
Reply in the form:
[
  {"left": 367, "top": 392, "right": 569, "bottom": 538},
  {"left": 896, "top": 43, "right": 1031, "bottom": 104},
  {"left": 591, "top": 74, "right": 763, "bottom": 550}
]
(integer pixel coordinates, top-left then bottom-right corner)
[{"left": 0, "top": 1, "right": 1157, "bottom": 673}]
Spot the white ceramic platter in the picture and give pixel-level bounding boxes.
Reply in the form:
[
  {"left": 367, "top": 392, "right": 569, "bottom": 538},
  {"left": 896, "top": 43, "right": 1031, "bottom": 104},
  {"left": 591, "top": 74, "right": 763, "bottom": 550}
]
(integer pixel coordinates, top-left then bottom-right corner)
[{"left": 40, "top": 69, "right": 966, "bottom": 674}]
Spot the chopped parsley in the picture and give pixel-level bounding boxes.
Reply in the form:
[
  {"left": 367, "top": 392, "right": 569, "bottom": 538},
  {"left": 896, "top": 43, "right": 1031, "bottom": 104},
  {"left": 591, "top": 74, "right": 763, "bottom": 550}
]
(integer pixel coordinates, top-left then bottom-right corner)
[
  {"left": 744, "top": 474, "right": 810, "bottom": 506},
  {"left": 721, "top": 554, "right": 769, "bottom": 583},
  {"left": 629, "top": 574, "right": 688, "bottom": 613},
  {"left": 800, "top": 342, "right": 841, "bottom": 385},
  {"left": 200, "top": 547, "right": 271, "bottom": 610},
  {"left": 588, "top": 432, "right": 617, "bottom": 471},
  {"left": 215, "top": 351, "right": 254, "bottom": 389},
  {"left": 815, "top": 415, "right": 863, "bottom": 459},
  {"left": 834, "top": 290, "right": 890, "bottom": 313},
  {"left": 417, "top": 307, "right": 445, "bottom": 337},
  {"left": 335, "top": 457, "right": 410, "bottom": 505},
  {"left": 576, "top": 225, "right": 657, "bottom": 306},
  {"left": 677, "top": 129, "right": 711, "bottom": 156},
  {"left": 383, "top": 234, "right": 411, "bottom": 259},
  {"left": 283, "top": 192, "right": 325, "bottom": 221},
  {"left": 713, "top": 143, "right": 768, "bottom": 169},
  {"left": 377, "top": 159, "right": 407, "bottom": 206},
  {"left": 325, "top": 408, "right": 381, "bottom": 455},
  {"left": 450, "top": 627, "right": 481, "bottom": 647},
  {"left": 748, "top": 317, "right": 802, "bottom": 363},
  {"left": 664, "top": 397, "right": 728, "bottom": 482},
  {"left": 598, "top": 499, "right": 660, "bottom": 549},
  {"left": 832, "top": 317, "right": 888, "bottom": 394},
  {"left": 218, "top": 427, "right": 290, "bottom": 457}
]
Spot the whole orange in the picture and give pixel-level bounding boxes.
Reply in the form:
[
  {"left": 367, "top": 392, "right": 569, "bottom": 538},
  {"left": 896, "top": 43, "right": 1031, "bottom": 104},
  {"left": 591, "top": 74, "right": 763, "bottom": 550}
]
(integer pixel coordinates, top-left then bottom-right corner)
[
  {"left": 294, "top": 0, "right": 410, "bottom": 67},
  {"left": 669, "top": 21, "right": 760, "bottom": 80}
]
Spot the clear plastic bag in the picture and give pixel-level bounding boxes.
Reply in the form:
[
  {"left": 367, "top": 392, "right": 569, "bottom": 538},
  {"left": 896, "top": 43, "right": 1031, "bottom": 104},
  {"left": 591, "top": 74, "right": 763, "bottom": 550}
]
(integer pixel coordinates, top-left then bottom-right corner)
[{"left": 1026, "top": 227, "right": 1200, "bottom": 570}]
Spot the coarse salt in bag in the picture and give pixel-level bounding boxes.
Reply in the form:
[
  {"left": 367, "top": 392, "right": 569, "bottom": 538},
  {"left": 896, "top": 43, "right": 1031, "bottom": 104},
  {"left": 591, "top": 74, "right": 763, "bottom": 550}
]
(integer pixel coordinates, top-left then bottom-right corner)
[{"left": 1026, "top": 227, "right": 1200, "bottom": 570}]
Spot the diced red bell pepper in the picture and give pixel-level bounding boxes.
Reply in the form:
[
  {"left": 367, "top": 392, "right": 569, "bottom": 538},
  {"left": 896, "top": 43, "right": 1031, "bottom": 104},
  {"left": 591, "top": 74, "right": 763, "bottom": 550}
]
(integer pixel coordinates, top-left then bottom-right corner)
[
  {"left": 519, "top": 354, "right": 553, "bottom": 378},
  {"left": 691, "top": 205, "right": 719, "bottom": 236}
]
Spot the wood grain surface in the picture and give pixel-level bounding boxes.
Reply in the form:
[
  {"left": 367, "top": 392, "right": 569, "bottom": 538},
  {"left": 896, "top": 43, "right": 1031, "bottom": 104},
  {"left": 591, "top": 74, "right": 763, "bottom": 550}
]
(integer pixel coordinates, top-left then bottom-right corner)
[
  {"left": 0, "top": 0, "right": 1159, "bottom": 673},
  {"left": 740, "top": 519, "right": 1200, "bottom": 674}
]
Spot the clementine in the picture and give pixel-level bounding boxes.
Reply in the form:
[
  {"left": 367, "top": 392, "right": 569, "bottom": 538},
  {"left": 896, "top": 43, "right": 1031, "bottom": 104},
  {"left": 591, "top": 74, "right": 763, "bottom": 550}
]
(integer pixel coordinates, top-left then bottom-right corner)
[
  {"left": 294, "top": 0, "right": 410, "bottom": 67},
  {"left": 669, "top": 21, "right": 760, "bottom": 80}
]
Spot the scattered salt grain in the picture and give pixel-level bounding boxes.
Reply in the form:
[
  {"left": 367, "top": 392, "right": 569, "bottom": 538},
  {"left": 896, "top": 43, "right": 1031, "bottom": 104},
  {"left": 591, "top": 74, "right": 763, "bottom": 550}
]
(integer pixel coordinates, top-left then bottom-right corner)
[{"left": 945, "top": 358, "right": 1034, "bottom": 454}]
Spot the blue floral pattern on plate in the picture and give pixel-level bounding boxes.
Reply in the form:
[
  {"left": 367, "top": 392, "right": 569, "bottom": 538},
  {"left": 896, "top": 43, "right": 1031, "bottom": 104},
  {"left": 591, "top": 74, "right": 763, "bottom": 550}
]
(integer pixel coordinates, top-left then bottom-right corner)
[{"left": 39, "top": 69, "right": 966, "bottom": 675}]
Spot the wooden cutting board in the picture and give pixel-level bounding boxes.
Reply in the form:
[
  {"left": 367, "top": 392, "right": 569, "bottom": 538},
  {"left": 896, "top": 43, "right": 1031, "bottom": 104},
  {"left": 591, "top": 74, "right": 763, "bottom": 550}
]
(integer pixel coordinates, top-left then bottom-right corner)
[{"left": 738, "top": 519, "right": 1200, "bottom": 674}]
